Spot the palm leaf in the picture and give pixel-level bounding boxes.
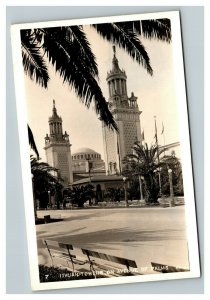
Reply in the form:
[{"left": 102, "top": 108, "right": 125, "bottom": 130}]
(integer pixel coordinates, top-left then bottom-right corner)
[
  {"left": 141, "top": 19, "right": 171, "bottom": 42},
  {"left": 92, "top": 22, "right": 153, "bottom": 75},
  {"left": 122, "top": 19, "right": 171, "bottom": 43},
  {"left": 28, "top": 125, "right": 39, "bottom": 158},
  {"left": 42, "top": 28, "right": 117, "bottom": 131},
  {"left": 66, "top": 26, "right": 99, "bottom": 78},
  {"left": 21, "top": 30, "right": 49, "bottom": 88},
  {"left": 125, "top": 142, "right": 166, "bottom": 175}
]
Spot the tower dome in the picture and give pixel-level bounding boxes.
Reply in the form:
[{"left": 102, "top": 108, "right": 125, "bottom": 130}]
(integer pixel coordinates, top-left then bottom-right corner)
[
  {"left": 73, "top": 148, "right": 97, "bottom": 154},
  {"left": 71, "top": 148, "right": 105, "bottom": 175},
  {"left": 72, "top": 148, "right": 101, "bottom": 160}
]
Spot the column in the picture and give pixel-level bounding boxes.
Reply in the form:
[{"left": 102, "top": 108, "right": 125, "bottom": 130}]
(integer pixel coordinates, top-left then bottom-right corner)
[
  {"left": 111, "top": 80, "right": 114, "bottom": 96},
  {"left": 120, "top": 79, "right": 123, "bottom": 94},
  {"left": 108, "top": 82, "right": 111, "bottom": 97},
  {"left": 125, "top": 80, "right": 127, "bottom": 95}
]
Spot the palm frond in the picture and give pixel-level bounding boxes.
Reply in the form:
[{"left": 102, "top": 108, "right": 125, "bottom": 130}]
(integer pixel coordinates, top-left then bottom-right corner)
[
  {"left": 42, "top": 28, "right": 117, "bottom": 131},
  {"left": 28, "top": 125, "right": 39, "bottom": 158},
  {"left": 121, "top": 19, "right": 171, "bottom": 43},
  {"left": 125, "top": 142, "right": 167, "bottom": 175},
  {"left": 141, "top": 19, "right": 171, "bottom": 42},
  {"left": 66, "top": 26, "right": 99, "bottom": 78},
  {"left": 92, "top": 22, "right": 153, "bottom": 75},
  {"left": 21, "top": 30, "right": 49, "bottom": 88},
  {"left": 30, "top": 155, "right": 60, "bottom": 183}
]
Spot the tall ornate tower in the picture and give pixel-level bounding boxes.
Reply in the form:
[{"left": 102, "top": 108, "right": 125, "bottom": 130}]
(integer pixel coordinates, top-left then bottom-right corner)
[
  {"left": 44, "top": 100, "right": 73, "bottom": 185},
  {"left": 102, "top": 46, "right": 142, "bottom": 175}
]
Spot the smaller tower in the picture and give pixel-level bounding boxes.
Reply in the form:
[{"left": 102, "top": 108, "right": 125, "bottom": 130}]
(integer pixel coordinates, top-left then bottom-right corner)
[{"left": 44, "top": 100, "right": 73, "bottom": 186}]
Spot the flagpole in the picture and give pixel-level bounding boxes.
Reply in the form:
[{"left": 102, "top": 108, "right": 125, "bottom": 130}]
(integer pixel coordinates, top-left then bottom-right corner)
[
  {"left": 163, "top": 131, "right": 166, "bottom": 157},
  {"left": 161, "top": 122, "right": 166, "bottom": 157},
  {"left": 117, "top": 133, "right": 122, "bottom": 175},
  {"left": 154, "top": 116, "right": 162, "bottom": 196},
  {"left": 154, "top": 116, "right": 159, "bottom": 156}
]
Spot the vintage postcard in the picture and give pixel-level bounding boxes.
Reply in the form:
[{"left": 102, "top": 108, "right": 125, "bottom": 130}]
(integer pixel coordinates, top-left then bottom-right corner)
[{"left": 11, "top": 11, "right": 200, "bottom": 291}]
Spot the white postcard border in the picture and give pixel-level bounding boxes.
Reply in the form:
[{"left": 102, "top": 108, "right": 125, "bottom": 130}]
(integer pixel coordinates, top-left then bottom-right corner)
[{"left": 11, "top": 10, "right": 200, "bottom": 291}]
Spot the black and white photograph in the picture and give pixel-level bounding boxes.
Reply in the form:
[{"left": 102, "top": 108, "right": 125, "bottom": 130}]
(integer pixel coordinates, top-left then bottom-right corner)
[{"left": 11, "top": 11, "right": 200, "bottom": 290}]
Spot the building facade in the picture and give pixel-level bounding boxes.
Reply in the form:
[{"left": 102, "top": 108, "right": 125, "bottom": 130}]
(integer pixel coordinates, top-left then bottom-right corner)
[
  {"left": 44, "top": 100, "right": 73, "bottom": 186},
  {"left": 102, "top": 46, "right": 142, "bottom": 175}
]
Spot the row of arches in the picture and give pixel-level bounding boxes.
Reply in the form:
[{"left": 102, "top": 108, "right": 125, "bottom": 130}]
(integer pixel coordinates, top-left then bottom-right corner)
[{"left": 72, "top": 153, "right": 101, "bottom": 160}]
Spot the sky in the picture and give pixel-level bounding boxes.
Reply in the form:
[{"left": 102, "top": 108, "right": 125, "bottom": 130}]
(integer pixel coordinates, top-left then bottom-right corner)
[{"left": 24, "top": 23, "right": 180, "bottom": 162}]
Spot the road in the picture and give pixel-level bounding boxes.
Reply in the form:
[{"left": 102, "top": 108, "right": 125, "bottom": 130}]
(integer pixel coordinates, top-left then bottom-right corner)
[{"left": 36, "top": 206, "right": 189, "bottom": 274}]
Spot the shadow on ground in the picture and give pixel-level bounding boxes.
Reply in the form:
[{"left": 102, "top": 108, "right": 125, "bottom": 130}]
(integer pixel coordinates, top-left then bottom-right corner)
[{"left": 37, "top": 227, "right": 185, "bottom": 251}]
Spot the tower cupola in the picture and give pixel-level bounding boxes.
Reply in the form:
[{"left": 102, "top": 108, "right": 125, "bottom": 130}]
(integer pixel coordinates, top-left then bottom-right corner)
[
  {"left": 106, "top": 46, "right": 128, "bottom": 102},
  {"left": 48, "top": 100, "right": 63, "bottom": 140}
]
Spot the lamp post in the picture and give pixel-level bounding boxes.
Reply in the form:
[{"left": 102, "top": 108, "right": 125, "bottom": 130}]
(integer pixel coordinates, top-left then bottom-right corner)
[
  {"left": 157, "top": 167, "right": 162, "bottom": 197},
  {"left": 86, "top": 158, "right": 92, "bottom": 182},
  {"left": 123, "top": 177, "right": 129, "bottom": 207},
  {"left": 154, "top": 167, "right": 162, "bottom": 197},
  {"left": 168, "top": 169, "right": 175, "bottom": 207},
  {"left": 48, "top": 190, "right": 51, "bottom": 209},
  {"left": 154, "top": 116, "right": 162, "bottom": 197},
  {"left": 138, "top": 175, "right": 144, "bottom": 201}
]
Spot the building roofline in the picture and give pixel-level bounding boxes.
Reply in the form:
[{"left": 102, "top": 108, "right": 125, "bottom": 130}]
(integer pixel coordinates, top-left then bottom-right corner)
[
  {"left": 72, "top": 175, "right": 124, "bottom": 186},
  {"left": 159, "top": 141, "right": 180, "bottom": 150}
]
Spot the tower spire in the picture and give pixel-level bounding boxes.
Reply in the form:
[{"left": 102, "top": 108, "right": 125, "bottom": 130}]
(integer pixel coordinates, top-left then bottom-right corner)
[
  {"left": 52, "top": 99, "right": 57, "bottom": 116},
  {"left": 112, "top": 45, "right": 120, "bottom": 72},
  {"left": 113, "top": 45, "right": 116, "bottom": 56}
]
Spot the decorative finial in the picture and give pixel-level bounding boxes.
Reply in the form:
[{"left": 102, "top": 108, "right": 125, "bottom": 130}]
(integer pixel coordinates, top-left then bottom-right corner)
[
  {"left": 113, "top": 45, "right": 116, "bottom": 55},
  {"left": 52, "top": 99, "right": 57, "bottom": 115}
]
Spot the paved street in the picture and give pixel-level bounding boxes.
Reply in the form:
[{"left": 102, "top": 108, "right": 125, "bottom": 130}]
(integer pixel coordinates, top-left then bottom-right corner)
[{"left": 36, "top": 206, "right": 189, "bottom": 275}]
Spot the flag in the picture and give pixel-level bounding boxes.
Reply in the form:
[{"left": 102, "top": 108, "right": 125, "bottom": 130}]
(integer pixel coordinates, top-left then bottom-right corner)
[
  {"left": 161, "top": 122, "right": 164, "bottom": 135},
  {"left": 142, "top": 130, "right": 145, "bottom": 141},
  {"left": 153, "top": 133, "right": 157, "bottom": 140}
]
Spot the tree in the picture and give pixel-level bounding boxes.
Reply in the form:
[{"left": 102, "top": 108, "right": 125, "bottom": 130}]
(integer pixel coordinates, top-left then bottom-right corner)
[
  {"left": 123, "top": 142, "right": 166, "bottom": 204},
  {"left": 21, "top": 20, "right": 172, "bottom": 156},
  {"left": 68, "top": 184, "right": 94, "bottom": 208},
  {"left": 159, "top": 153, "right": 184, "bottom": 196},
  {"left": 31, "top": 156, "right": 64, "bottom": 210}
]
